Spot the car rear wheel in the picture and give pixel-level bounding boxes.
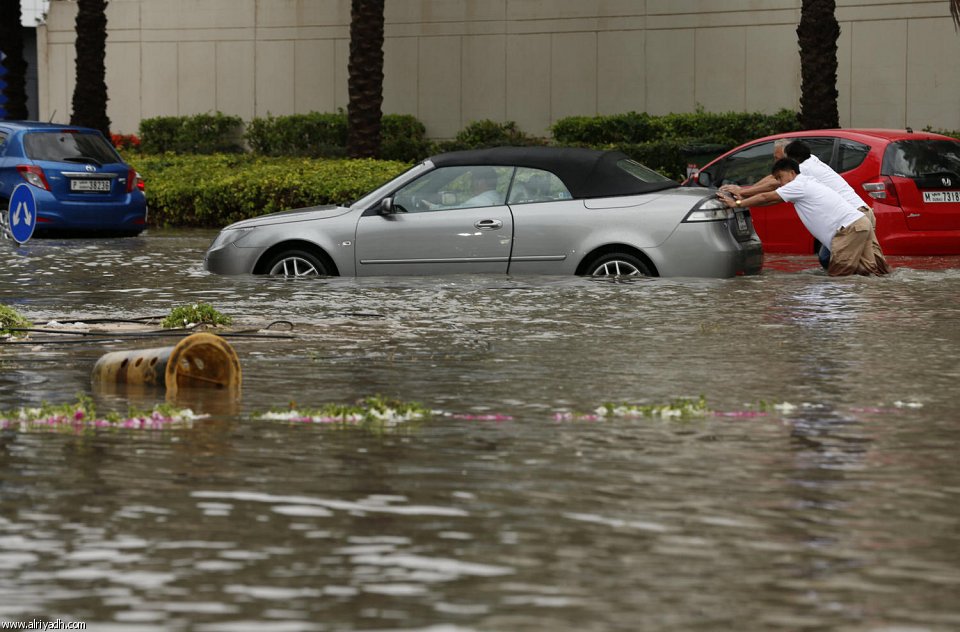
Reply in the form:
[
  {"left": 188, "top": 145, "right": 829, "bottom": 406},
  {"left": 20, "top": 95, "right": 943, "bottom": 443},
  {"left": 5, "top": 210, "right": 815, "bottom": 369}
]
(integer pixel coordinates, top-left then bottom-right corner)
[
  {"left": 266, "top": 250, "right": 329, "bottom": 277},
  {"left": 586, "top": 253, "right": 652, "bottom": 277}
]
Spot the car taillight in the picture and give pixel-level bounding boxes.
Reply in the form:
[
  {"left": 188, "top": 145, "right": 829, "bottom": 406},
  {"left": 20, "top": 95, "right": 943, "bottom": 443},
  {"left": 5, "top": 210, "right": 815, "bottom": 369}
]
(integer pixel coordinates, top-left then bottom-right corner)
[
  {"left": 126, "top": 169, "right": 144, "bottom": 193},
  {"left": 16, "top": 165, "right": 51, "bottom": 191},
  {"left": 863, "top": 176, "right": 900, "bottom": 205}
]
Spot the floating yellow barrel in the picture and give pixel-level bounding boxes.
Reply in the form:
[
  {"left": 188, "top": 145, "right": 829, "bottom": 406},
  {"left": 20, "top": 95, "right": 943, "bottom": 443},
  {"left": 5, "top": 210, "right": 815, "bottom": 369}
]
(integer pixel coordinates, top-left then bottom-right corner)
[{"left": 92, "top": 332, "right": 241, "bottom": 397}]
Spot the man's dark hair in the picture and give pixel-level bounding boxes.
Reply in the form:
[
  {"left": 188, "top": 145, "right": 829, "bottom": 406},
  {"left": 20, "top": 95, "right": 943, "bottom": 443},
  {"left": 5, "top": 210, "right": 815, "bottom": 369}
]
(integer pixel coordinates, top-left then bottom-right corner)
[
  {"left": 772, "top": 158, "right": 801, "bottom": 175},
  {"left": 784, "top": 140, "right": 812, "bottom": 162}
]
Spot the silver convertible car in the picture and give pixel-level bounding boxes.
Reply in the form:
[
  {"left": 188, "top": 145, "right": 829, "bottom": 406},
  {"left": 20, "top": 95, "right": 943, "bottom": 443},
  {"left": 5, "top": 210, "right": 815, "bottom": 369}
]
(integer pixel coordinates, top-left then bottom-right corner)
[{"left": 203, "top": 147, "right": 762, "bottom": 278}]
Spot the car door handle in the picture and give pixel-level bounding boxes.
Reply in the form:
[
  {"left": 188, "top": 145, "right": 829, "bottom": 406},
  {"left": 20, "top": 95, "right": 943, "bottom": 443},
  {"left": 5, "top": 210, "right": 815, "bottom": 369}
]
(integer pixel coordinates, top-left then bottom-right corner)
[{"left": 475, "top": 219, "right": 503, "bottom": 230}]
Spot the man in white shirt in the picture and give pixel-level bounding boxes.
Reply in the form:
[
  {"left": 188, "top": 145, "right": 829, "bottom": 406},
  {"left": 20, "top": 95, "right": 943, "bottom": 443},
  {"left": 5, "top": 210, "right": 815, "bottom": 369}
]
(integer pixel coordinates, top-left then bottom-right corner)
[
  {"left": 722, "top": 139, "right": 876, "bottom": 268},
  {"left": 422, "top": 167, "right": 502, "bottom": 210},
  {"left": 784, "top": 140, "right": 880, "bottom": 267},
  {"left": 720, "top": 158, "right": 890, "bottom": 276},
  {"left": 461, "top": 168, "right": 503, "bottom": 207}
]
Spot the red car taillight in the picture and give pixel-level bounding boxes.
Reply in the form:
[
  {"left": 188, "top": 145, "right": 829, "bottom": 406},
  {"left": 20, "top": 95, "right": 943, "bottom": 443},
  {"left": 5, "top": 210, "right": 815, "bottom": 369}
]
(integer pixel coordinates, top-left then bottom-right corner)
[
  {"left": 16, "top": 165, "right": 51, "bottom": 191},
  {"left": 862, "top": 176, "right": 900, "bottom": 206},
  {"left": 126, "top": 168, "right": 145, "bottom": 193}
]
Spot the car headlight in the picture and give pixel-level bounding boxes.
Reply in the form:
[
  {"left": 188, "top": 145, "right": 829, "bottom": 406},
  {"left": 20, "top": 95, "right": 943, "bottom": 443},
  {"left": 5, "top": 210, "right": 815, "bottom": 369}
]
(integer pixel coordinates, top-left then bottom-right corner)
[
  {"left": 209, "top": 227, "right": 254, "bottom": 249},
  {"left": 682, "top": 196, "right": 736, "bottom": 222}
]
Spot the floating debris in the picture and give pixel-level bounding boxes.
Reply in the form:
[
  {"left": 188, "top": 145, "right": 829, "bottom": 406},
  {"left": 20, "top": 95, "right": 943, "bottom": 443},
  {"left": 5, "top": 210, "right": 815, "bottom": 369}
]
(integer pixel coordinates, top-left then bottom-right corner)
[
  {"left": 444, "top": 413, "right": 514, "bottom": 422},
  {"left": 258, "top": 397, "right": 515, "bottom": 428},
  {"left": 0, "top": 304, "right": 32, "bottom": 339},
  {"left": 552, "top": 397, "right": 927, "bottom": 422},
  {"left": 0, "top": 396, "right": 205, "bottom": 434},
  {"left": 554, "top": 396, "right": 711, "bottom": 421},
  {"left": 258, "top": 396, "right": 431, "bottom": 428},
  {"left": 161, "top": 302, "right": 232, "bottom": 329},
  {"left": 894, "top": 400, "right": 924, "bottom": 409}
]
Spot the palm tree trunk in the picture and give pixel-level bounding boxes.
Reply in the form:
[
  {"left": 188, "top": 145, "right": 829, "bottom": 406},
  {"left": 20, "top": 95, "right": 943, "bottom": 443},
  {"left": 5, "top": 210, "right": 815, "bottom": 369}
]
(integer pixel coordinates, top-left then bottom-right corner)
[
  {"left": 797, "top": 0, "right": 840, "bottom": 130},
  {"left": 70, "top": 0, "right": 111, "bottom": 136},
  {"left": 347, "top": 0, "right": 385, "bottom": 159},
  {"left": 0, "top": 0, "right": 29, "bottom": 120}
]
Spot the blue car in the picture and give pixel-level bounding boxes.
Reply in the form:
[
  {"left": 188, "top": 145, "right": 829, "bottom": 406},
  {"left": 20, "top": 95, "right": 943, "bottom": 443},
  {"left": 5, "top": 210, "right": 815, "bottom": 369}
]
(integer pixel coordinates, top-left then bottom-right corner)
[{"left": 0, "top": 121, "right": 146, "bottom": 236}]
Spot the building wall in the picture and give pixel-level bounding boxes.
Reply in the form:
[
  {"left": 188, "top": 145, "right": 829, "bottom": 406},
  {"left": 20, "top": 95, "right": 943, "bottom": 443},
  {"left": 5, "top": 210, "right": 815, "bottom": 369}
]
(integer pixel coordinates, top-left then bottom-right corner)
[
  {"left": 36, "top": 0, "right": 960, "bottom": 137},
  {"left": 25, "top": 28, "right": 40, "bottom": 120}
]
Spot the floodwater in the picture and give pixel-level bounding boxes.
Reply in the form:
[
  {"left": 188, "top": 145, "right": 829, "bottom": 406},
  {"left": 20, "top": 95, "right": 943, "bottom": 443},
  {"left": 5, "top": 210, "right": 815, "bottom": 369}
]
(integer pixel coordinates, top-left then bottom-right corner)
[{"left": 2, "top": 229, "right": 960, "bottom": 632}]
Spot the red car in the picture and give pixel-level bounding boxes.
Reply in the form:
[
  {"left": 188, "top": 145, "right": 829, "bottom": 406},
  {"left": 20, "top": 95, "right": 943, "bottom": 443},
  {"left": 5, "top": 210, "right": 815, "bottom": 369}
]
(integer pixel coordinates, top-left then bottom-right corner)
[{"left": 686, "top": 129, "right": 960, "bottom": 255}]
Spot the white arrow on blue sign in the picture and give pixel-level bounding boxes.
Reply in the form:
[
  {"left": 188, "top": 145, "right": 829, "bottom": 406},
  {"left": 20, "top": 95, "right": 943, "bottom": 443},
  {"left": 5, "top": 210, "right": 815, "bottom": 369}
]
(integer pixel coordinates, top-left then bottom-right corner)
[{"left": 8, "top": 184, "right": 38, "bottom": 244}]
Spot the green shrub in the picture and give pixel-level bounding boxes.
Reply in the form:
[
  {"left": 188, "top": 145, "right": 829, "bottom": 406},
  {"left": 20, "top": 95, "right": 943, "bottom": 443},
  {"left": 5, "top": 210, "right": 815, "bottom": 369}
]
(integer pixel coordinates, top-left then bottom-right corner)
[
  {"left": 922, "top": 126, "right": 960, "bottom": 140},
  {"left": 138, "top": 116, "right": 180, "bottom": 154},
  {"left": 139, "top": 112, "right": 244, "bottom": 154},
  {"left": 0, "top": 304, "right": 32, "bottom": 337},
  {"left": 551, "top": 112, "right": 657, "bottom": 145},
  {"left": 161, "top": 302, "right": 232, "bottom": 329},
  {"left": 244, "top": 112, "right": 348, "bottom": 157},
  {"left": 549, "top": 108, "right": 802, "bottom": 180},
  {"left": 129, "top": 153, "right": 411, "bottom": 227},
  {"left": 381, "top": 114, "right": 433, "bottom": 162},
  {"left": 437, "top": 119, "right": 546, "bottom": 152},
  {"left": 244, "top": 111, "right": 433, "bottom": 162}
]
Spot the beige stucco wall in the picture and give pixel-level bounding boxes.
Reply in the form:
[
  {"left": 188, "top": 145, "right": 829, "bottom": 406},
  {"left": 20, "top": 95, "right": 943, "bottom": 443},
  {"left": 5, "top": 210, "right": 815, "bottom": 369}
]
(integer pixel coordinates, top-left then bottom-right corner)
[{"left": 36, "top": 0, "right": 960, "bottom": 137}]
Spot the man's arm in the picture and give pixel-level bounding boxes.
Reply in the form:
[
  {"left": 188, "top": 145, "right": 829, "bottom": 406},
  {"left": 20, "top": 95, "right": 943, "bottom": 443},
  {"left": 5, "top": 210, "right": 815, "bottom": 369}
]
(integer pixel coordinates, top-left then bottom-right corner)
[
  {"left": 718, "top": 189, "right": 784, "bottom": 209},
  {"left": 721, "top": 175, "right": 781, "bottom": 198}
]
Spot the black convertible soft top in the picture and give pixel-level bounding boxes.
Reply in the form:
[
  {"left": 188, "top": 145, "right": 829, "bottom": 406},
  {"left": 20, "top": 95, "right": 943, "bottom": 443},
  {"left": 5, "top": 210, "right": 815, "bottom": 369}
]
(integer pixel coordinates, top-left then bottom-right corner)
[{"left": 428, "top": 146, "right": 679, "bottom": 199}]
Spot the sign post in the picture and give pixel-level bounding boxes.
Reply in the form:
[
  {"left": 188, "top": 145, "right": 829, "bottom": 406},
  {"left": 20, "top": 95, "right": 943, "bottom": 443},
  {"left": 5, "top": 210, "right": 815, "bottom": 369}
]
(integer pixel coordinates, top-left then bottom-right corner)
[{"left": 6, "top": 184, "right": 38, "bottom": 244}]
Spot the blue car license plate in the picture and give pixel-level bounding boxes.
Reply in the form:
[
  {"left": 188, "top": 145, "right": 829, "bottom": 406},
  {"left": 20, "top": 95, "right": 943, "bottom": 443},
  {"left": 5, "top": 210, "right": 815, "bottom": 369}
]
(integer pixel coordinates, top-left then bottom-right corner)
[{"left": 70, "top": 179, "right": 111, "bottom": 192}]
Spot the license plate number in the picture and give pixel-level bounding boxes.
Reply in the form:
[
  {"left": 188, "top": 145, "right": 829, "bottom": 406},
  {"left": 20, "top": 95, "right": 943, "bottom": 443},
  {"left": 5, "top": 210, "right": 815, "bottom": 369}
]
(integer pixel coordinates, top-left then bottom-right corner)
[
  {"left": 70, "top": 179, "right": 111, "bottom": 192},
  {"left": 922, "top": 190, "right": 960, "bottom": 203}
]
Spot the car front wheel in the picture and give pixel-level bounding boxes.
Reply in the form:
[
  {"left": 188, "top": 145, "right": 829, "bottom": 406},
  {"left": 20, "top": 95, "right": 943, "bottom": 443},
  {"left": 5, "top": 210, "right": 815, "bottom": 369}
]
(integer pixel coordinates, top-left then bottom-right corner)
[
  {"left": 586, "top": 253, "right": 652, "bottom": 277},
  {"left": 266, "top": 250, "right": 329, "bottom": 277}
]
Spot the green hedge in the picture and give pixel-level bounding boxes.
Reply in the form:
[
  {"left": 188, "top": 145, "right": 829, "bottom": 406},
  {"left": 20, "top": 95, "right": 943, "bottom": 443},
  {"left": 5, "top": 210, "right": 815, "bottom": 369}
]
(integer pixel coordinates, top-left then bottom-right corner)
[
  {"left": 137, "top": 109, "right": 805, "bottom": 181},
  {"left": 551, "top": 108, "right": 801, "bottom": 146},
  {"left": 435, "top": 119, "right": 547, "bottom": 152},
  {"left": 244, "top": 112, "right": 347, "bottom": 157},
  {"left": 129, "top": 153, "right": 410, "bottom": 227},
  {"left": 139, "top": 112, "right": 245, "bottom": 154},
  {"left": 243, "top": 112, "right": 432, "bottom": 162},
  {"left": 924, "top": 127, "right": 960, "bottom": 140},
  {"left": 550, "top": 108, "right": 803, "bottom": 179}
]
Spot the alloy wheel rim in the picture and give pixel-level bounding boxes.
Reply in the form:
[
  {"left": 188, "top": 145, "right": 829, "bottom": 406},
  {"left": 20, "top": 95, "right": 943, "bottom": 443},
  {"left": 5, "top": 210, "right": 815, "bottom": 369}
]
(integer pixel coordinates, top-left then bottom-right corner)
[
  {"left": 270, "top": 257, "right": 320, "bottom": 277},
  {"left": 591, "top": 260, "right": 642, "bottom": 276}
]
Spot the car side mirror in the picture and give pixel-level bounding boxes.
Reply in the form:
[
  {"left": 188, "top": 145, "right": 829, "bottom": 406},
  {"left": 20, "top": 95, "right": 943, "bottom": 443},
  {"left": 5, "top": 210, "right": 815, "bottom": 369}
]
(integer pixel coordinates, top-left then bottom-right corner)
[
  {"left": 380, "top": 197, "right": 395, "bottom": 214},
  {"left": 696, "top": 171, "right": 713, "bottom": 187}
]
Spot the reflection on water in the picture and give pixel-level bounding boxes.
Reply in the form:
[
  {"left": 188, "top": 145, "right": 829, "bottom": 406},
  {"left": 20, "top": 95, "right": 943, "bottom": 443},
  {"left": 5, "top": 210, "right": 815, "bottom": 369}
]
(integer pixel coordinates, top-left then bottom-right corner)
[{"left": 2, "top": 229, "right": 960, "bottom": 631}]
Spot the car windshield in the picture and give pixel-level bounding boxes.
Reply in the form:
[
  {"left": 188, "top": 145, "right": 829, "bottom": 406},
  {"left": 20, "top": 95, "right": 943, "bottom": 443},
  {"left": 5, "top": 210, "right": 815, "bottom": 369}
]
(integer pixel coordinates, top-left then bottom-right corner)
[
  {"left": 882, "top": 139, "right": 960, "bottom": 179},
  {"left": 352, "top": 161, "right": 432, "bottom": 209},
  {"left": 616, "top": 158, "right": 676, "bottom": 184},
  {"left": 23, "top": 131, "right": 122, "bottom": 165}
]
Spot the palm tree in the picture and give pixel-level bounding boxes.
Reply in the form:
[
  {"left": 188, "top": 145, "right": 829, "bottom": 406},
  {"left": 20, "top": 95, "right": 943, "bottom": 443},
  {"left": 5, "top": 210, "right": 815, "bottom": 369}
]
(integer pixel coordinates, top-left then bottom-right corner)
[
  {"left": 70, "top": 0, "right": 111, "bottom": 136},
  {"left": 346, "top": 0, "right": 385, "bottom": 158},
  {"left": 0, "top": 0, "right": 29, "bottom": 120},
  {"left": 797, "top": 0, "right": 840, "bottom": 130}
]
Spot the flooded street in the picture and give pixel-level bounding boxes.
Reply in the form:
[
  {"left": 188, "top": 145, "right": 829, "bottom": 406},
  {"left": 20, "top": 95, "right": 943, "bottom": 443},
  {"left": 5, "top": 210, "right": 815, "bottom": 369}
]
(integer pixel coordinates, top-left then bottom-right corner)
[{"left": 2, "top": 229, "right": 960, "bottom": 631}]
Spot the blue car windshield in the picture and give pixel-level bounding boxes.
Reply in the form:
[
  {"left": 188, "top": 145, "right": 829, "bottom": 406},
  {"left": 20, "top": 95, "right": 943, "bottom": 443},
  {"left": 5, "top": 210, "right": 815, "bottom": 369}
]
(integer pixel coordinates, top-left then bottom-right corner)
[{"left": 24, "top": 131, "right": 122, "bottom": 166}]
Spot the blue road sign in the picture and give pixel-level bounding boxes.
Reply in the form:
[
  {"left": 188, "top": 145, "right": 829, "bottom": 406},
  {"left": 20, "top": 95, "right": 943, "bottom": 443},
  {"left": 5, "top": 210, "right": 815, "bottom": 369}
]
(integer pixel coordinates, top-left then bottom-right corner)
[{"left": 8, "top": 184, "right": 38, "bottom": 244}]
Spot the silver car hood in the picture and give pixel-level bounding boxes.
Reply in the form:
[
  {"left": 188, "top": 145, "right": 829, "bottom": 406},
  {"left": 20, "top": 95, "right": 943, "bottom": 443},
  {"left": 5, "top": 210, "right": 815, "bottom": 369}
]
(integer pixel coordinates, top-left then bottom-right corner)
[{"left": 224, "top": 205, "right": 351, "bottom": 230}]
